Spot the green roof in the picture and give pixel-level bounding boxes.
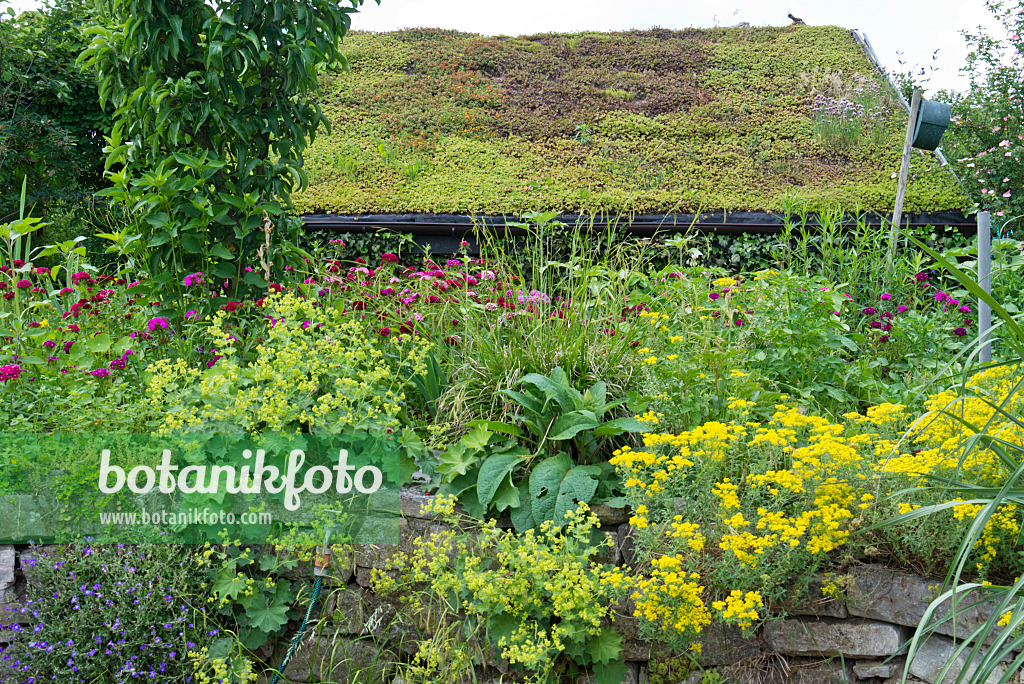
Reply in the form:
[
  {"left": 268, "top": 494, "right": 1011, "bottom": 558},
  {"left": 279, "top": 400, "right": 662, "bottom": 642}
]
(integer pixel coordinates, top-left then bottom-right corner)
[{"left": 295, "top": 26, "right": 971, "bottom": 216}]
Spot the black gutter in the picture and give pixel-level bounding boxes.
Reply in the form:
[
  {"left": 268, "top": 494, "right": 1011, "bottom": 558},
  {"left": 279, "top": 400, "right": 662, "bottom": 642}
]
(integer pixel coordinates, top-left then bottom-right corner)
[{"left": 302, "top": 211, "right": 975, "bottom": 236}]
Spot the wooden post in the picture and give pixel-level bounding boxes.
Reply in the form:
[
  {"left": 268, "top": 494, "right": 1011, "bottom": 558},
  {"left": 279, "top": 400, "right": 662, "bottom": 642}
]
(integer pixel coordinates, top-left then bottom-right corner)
[{"left": 888, "top": 88, "right": 923, "bottom": 269}]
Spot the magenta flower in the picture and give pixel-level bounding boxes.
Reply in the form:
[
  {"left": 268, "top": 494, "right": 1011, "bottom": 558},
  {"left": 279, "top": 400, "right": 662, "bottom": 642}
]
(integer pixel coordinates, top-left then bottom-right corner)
[
  {"left": 15, "top": 279, "right": 31, "bottom": 289},
  {"left": 880, "top": 293, "right": 892, "bottom": 300},
  {"left": 0, "top": 364, "right": 22, "bottom": 382},
  {"left": 935, "top": 292, "right": 947, "bottom": 302},
  {"left": 709, "top": 292, "right": 720, "bottom": 300},
  {"left": 896, "top": 305, "right": 909, "bottom": 314},
  {"left": 379, "top": 327, "right": 390, "bottom": 337},
  {"left": 181, "top": 272, "right": 204, "bottom": 287},
  {"left": 862, "top": 307, "right": 877, "bottom": 316},
  {"left": 954, "top": 327, "right": 967, "bottom": 336},
  {"left": 146, "top": 317, "right": 170, "bottom": 332},
  {"left": 958, "top": 305, "right": 971, "bottom": 314},
  {"left": 91, "top": 368, "right": 110, "bottom": 378}
]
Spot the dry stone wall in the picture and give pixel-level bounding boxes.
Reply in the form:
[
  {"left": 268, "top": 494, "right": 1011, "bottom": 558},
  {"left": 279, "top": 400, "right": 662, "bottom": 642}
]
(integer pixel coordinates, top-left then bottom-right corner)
[{"left": 1, "top": 487, "right": 1022, "bottom": 684}]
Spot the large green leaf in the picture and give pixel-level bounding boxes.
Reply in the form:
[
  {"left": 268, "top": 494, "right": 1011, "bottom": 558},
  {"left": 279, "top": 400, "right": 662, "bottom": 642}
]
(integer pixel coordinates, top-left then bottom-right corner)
[
  {"left": 585, "top": 628, "right": 622, "bottom": 665},
  {"left": 548, "top": 411, "right": 601, "bottom": 441},
  {"left": 477, "top": 452, "right": 525, "bottom": 507},
  {"left": 528, "top": 454, "right": 573, "bottom": 523},
  {"left": 593, "top": 416, "right": 652, "bottom": 436},
  {"left": 554, "top": 465, "right": 602, "bottom": 522},
  {"left": 244, "top": 592, "right": 290, "bottom": 634}
]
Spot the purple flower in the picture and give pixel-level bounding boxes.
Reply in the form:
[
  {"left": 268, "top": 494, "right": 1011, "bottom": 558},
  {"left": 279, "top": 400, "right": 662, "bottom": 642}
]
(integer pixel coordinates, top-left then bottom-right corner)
[
  {"left": 954, "top": 327, "right": 967, "bottom": 336},
  {"left": 91, "top": 368, "right": 110, "bottom": 378},
  {"left": 862, "top": 307, "right": 877, "bottom": 316},
  {"left": 708, "top": 292, "right": 720, "bottom": 300}
]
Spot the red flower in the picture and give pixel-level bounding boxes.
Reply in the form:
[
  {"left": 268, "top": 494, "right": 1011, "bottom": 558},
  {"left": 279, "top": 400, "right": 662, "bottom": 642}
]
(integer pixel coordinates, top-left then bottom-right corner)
[
  {"left": 222, "top": 300, "right": 240, "bottom": 312},
  {"left": 379, "top": 327, "right": 391, "bottom": 337}
]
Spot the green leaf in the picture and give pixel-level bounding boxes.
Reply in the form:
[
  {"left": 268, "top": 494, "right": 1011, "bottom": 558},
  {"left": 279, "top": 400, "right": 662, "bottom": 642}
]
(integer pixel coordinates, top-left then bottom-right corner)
[
  {"left": 585, "top": 628, "right": 622, "bottom": 665},
  {"left": 210, "top": 243, "right": 235, "bottom": 260},
  {"left": 592, "top": 416, "right": 652, "bottom": 437},
  {"left": 242, "top": 271, "right": 267, "bottom": 287},
  {"left": 554, "top": 465, "right": 602, "bottom": 522},
  {"left": 509, "top": 483, "right": 535, "bottom": 532},
  {"left": 244, "top": 592, "right": 290, "bottom": 634},
  {"left": 466, "top": 420, "right": 523, "bottom": 438},
  {"left": 461, "top": 424, "right": 493, "bottom": 451},
  {"left": 476, "top": 452, "right": 525, "bottom": 507},
  {"left": 548, "top": 412, "right": 600, "bottom": 441},
  {"left": 592, "top": 658, "right": 627, "bottom": 684},
  {"left": 86, "top": 334, "right": 112, "bottom": 353},
  {"left": 490, "top": 474, "right": 521, "bottom": 512},
  {"left": 528, "top": 454, "right": 572, "bottom": 524},
  {"left": 213, "top": 565, "right": 246, "bottom": 600}
]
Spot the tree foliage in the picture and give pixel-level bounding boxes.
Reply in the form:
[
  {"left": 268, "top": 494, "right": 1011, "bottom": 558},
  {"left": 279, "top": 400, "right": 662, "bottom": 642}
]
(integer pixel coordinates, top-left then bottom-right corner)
[
  {"left": 80, "top": 0, "right": 377, "bottom": 298},
  {"left": 0, "top": 0, "right": 111, "bottom": 221},
  {"left": 940, "top": 0, "right": 1024, "bottom": 228}
]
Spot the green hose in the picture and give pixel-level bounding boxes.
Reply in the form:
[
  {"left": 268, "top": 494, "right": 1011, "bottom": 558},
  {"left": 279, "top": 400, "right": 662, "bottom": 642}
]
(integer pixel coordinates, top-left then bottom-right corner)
[{"left": 269, "top": 574, "right": 325, "bottom": 684}]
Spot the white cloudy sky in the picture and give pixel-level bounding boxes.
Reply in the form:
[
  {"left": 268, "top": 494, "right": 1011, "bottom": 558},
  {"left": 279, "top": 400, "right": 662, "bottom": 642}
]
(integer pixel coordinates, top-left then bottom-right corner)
[{"left": 4, "top": 0, "right": 1006, "bottom": 94}]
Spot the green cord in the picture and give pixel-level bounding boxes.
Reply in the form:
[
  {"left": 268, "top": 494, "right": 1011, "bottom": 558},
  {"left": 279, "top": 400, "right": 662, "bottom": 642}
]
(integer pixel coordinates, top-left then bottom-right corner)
[{"left": 269, "top": 574, "right": 324, "bottom": 684}]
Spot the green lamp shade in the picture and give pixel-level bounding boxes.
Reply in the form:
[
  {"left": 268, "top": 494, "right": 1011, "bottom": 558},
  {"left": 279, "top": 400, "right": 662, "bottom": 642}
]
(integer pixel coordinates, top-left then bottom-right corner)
[{"left": 912, "top": 99, "right": 951, "bottom": 151}]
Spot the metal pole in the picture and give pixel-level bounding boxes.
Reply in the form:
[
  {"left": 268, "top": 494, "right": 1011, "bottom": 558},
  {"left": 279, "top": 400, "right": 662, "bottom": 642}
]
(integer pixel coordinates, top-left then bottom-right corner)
[{"left": 979, "top": 211, "right": 992, "bottom": 364}]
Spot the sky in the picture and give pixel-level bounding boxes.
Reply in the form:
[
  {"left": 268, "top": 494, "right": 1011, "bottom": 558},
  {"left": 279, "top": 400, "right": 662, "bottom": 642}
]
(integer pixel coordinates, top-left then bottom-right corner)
[{"left": 4, "top": 0, "right": 1006, "bottom": 95}]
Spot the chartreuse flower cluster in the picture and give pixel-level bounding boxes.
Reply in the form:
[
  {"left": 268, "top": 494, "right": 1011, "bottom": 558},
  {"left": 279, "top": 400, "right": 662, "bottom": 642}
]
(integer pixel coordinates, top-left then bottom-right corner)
[
  {"left": 611, "top": 368, "right": 1024, "bottom": 646},
  {"left": 374, "top": 498, "right": 624, "bottom": 684},
  {"left": 144, "top": 292, "right": 429, "bottom": 434}
]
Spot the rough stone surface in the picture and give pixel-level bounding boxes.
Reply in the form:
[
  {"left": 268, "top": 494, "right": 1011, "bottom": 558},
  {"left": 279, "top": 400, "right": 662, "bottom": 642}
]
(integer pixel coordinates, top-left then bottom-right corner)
[
  {"left": 847, "top": 566, "right": 996, "bottom": 642},
  {"left": 764, "top": 618, "right": 905, "bottom": 658},
  {"left": 853, "top": 659, "right": 899, "bottom": 679},
  {"left": 592, "top": 503, "right": 630, "bottom": 527},
  {"left": 282, "top": 634, "right": 393, "bottom": 684},
  {"left": 324, "top": 587, "right": 366, "bottom": 635},
  {"left": 0, "top": 546, "right": 14, "bottom": 589},
  {"left": 592, "top": 530, "right": 620, "bottom": 566},
  {"left": 786, "top": 574, "right": 849, "bottom": 619},
  {"left": 399, "top": 486, "right": 436, "bottom": 520},
  {"left": 699, "top": 621, "right": 762, "bottom": 666},
  {"left": 618, "top": 524, "right": 638, "bottom": 569},
  {"left": 907, "top": 635, "right": 1007, "bottom": 684},
  {"left": 786, "top": 660, "right": 853, "bottom": 684}
]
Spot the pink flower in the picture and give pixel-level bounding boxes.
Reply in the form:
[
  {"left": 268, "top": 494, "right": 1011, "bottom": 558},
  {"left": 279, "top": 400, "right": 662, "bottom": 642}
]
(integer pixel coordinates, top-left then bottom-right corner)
[
  {"left": 146, "top": 317, "right": 170, "bottom": 332},
  {"left": 897, "top": 305, "right": 909, "bottom": 314},
  {"left": 380, "top": 254, "right": 399, "bottom": 264},
  {"left": 15, "top": 279, "right": 31, "bottom": 289},
  {"left": 182, "top": 272, "right": 204, "bottom": 287},
  {"left": 935, "top": 292, "right": 947, "bottom": 302},
  {"left": 0, "top": 364, "right": 22, "bottom": 382},
  {"left": 880, "top": 293, "right": 892, "bottom": 300},
  {"left": 91, "top": 368, "right": 110, "bottom": 378}
]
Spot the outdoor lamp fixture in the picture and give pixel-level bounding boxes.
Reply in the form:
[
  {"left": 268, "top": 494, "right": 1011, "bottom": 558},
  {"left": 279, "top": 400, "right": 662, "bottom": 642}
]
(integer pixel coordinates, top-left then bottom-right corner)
[{"left": 887, "top": 88, "right": 951, "bottom": 268}]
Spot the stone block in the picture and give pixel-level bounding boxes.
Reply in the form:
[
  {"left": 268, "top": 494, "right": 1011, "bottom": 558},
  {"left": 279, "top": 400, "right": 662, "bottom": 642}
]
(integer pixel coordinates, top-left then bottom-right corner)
[
  {"left": 697, "top": 621, "right": 763, "bottom": 666},
  {"left": 592, "top": 530, "right": 620, "bottom": 566},
  {"left": 763, "top": 618, "right": 905, "bottom": 659},
  {"left": 324, "top": 587, "right": 365, "bottom": 635},
  {"left": 785, "top": 574, "right": 849, "bottom": 619},
  {"left": 618, "top": 524, "right": 639, "bottom": 569},
  {"left": 853, "top": 659, "right": 899, "bottom": 679},
  {"left": 907, "top": 635, "right": 1008, "bottom": 684},
  {"left": 592, "top": 503, "right": 630, "bottom": 527},
  {"left": 847, "top": 566, "right": 1000, "bottom": 644},
  {"left": 282, "top": 633, "right": 393, "bottom": 684},
  {"left": 0, "top": 546, "right": 14, "bottom": 590}
]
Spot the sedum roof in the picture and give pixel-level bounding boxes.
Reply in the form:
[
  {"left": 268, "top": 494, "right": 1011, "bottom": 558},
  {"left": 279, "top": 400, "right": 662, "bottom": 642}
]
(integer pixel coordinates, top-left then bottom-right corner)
[{"left": 295, "top": 26, "right": 971, "bottom": 217}]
